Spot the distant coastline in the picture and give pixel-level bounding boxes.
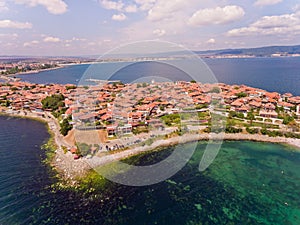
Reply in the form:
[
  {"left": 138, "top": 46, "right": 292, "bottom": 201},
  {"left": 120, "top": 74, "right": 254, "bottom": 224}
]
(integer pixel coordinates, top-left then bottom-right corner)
[{"left": 12, "top": 65, "right": 66, "bottom": 76}]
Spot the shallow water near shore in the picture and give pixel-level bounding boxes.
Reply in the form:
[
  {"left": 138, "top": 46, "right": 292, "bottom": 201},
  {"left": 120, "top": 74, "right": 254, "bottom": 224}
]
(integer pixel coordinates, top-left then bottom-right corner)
[{"left": 0, "top": 116, "right": 300, "bottom": 224}]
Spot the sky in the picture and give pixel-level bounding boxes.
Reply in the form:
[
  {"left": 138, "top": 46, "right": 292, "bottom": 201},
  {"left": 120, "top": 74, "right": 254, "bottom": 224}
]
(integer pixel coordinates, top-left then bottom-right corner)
[{"left": 0, "top": 0, "right": 300, "bottom": 56}]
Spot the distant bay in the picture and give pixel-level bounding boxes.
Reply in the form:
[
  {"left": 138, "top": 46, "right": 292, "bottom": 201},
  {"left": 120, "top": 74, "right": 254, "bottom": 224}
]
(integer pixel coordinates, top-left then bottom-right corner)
[{"left": 16, "top": 57, "right": 300, "bottom": 95}]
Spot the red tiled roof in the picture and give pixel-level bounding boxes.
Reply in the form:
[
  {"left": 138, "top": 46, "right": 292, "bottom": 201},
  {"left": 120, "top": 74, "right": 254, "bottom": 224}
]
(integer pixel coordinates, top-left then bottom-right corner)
[{"left": 277, "top": 101, "right": 294, "bottom": 108}]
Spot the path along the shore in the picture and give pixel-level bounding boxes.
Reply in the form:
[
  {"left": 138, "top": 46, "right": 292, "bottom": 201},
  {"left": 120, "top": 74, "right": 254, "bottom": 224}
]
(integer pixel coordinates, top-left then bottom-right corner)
[{"left": 2, "top": 110, "right": 300, "bottom": 184}]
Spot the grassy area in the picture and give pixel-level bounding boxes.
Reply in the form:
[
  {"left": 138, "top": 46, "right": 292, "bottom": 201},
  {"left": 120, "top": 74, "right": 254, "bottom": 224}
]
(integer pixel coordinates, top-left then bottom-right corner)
[
  {"left": 251, "top": 122, "right": 280, "bottom": 129},
  {"left": 132, "top": 126, "right": 149, "bottom": 135},
  {"left": 41, "top": 123, "right": 58, "bottom": 163},
  {"left": 75, "top": 170, "right": 108, "bottom": 194},
  {"left": 160, "top": 114, "right": 181, "bottom": 126},
  {"left": 226, "top": 118, "right": 246, "bottom": 127}
]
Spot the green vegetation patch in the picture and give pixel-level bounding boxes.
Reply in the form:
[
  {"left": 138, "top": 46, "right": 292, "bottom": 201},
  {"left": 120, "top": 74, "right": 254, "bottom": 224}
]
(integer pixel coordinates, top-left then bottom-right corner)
[
  {"left": 42, "top": 94, "right": 65, "bottom": 111},
  {"left": 161, "top": 113, "right": 181, "bottom": 126},
  {"left": 60, "top": 117, "right": 73, "bottom": 136}
]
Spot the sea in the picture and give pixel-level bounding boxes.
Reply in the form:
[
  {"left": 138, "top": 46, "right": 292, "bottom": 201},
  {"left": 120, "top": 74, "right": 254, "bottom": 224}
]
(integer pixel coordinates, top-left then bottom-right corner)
[
  {"left": 15, "top": 57, "right": 300, "bottom": 96},
  {"left": 0, "top": 57, "right": 300, "bottom": 224},
  {"left": 0, "top": 116, "right": 299, "bottom": 224}
]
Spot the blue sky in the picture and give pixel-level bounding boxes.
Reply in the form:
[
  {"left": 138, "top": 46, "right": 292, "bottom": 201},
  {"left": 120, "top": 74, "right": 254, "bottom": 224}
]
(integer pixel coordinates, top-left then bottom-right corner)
[{"left": 0, "top": 0, "right": 300, "bottom": 56}]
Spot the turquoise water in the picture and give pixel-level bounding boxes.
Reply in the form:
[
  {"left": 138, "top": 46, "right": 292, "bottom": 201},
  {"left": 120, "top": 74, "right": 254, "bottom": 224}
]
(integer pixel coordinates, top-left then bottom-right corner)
[
  {"left": 16, "top": 57, "right": 300, "bottom": 95},
  {"left": 0, "top": 116, "right": 299, "bottom": 224}
]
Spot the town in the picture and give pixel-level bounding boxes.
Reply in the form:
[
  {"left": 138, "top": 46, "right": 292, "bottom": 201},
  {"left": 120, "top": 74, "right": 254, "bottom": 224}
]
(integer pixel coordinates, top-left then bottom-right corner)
[
  {"left": 1, "top": 79, "right": 300, "bottom": 159},
  {"left": 0, "top": 61, "right": 59, "bottom": 75}
]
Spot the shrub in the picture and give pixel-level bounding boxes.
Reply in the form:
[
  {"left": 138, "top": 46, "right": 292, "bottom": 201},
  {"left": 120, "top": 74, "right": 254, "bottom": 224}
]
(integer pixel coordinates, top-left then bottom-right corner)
[
  {"left": 60, "top": 118, "right": 73, "bottom": 136},
  {"left": 283, "top": 116, "right": 294, "bottom": 125},
  {"left": 225, "top": 126, "right": 242, "bottom": 133},
  {"left": 236, "top": 92, "right": 247, "bottom": 98},
  {"left": 246, "top": 127, "right": 259, "bottom": 134}
]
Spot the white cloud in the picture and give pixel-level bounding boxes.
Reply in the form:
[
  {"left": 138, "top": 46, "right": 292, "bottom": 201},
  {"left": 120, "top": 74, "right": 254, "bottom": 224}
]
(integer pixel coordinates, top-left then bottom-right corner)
[
  {"left": 112, "top": 13, "right": 127, "bottom": 21},
  {"left": 23, "top": 40, "right": 39, "bottom": 47},
  {"left": 0, "top": 20, "right": 32, "bottom": 29},
  {"left": 153, "top": 28, "right": 166, "bottom": 37},
  {"left": 12, "top": 0, "right": 67, "bottom": 14},
  {"left": 147, "top": 0, "right": 187, "bottom": 21},
  {"left": 100, "top": 0, "right": 139, "bottom": 14},
  {"left": 65, "top": 37, "right": 87, "bottom": 43},
  {"left": 120, "top": 0, "right": 192, "bottom": 41},
  {"left": 13, "top": 0, "right": 67, "bottom": 14},
  {"left": 254, "top": 0, "right": 282, "bottom": 7},
  {"left": 207, "top": 38, "right": 216, "bottom": 44},
  {"left": 292, "top": 4, "right": 300, "bottom": 12},
  {"left": 43, "top": 36, "right": 61, "bottom": 42},
  {"left": 134, "top": 0, "right": 156, "bottom": 11},
  {"left": 72, "top": 37, "right": 87, "bottom": 41},
  {"left": 100, "top": 0, "right": 124, "bottom": 11},
  {"left": 124, "top": 4, "right": 137, "bottom": 13},
  {"left": 0, "top": 1, "right": 9, "bottom": 12},
  {"left": 188, "top": 5, "right": 245, "bottom": 26},
  {"left": 0, "top": 33, "right": 18, "bottom": 39},
  {"left": 227, "top": 13, "right": 300, "bottom": 36}
]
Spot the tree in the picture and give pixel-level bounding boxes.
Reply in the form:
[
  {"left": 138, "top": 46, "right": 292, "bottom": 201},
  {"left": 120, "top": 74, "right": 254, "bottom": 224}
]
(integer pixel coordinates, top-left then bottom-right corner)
[
  {"left": 225, "top": 126, "right": 242, "bottom": 133},
  {"left": 246, "top": 127, "right": 259, "bottom": 134},
  {"left": 236, "top": 92, "right": 247, "bottom": 98},
  {"left": 60, "top": 118, "right": 73, "bottom": 136},
  {"left": 5, "top": 100, "right": 10, "bottom": 107},
  {"left": 287, "top": 120, "right": 299, "bottom": 132},
  {"left": 76, "top": 143, "right": 91, "bottom": 156},
  {"left": 66, "top": 85, "right": 77, "bottom": 90},
  {"left": 11, "top": 87, "right": 18, "bottom": 91},
  {"left": 247, "top": 111, "right": 255, "bottom": 125},
  {"left": 161, "top": 114, "right": 180, "bottom": 126},
  {"left": 283, "top": 115, "right": 294, "bottom": 125},
  {"left": 209, "top": 86, "right": 221, "bottom": 93},
  {"left": 42, "top": 94, "right": 65, "bottom": 111}
]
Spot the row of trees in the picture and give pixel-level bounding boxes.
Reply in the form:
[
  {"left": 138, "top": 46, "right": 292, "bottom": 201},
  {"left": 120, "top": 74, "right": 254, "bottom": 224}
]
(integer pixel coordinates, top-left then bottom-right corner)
[
  {"left": 60, "top": 116, "right": 73, "bottom": 136},
  {"left": 42, "top": 94, "right": 73, "bottom": 136}
]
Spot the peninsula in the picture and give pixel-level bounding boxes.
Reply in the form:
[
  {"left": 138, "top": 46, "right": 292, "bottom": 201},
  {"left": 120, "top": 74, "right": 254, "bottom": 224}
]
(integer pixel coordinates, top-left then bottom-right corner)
[{"left": 1, "top": 80, "right": 300, "bottom": 183}]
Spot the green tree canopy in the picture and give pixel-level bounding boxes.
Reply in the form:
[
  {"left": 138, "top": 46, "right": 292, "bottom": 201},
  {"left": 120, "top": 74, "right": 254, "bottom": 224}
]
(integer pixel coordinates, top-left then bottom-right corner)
[
  {"left": 60, "top": 118, "right": 73, "bottom": 136},
  {"left": 209, "top": 86, "right": 221, "bottom": 93},
  {"left": 236, "top": 92, "right": 247, "bottom": 98},
  {"left": 42, "top": 94, "right": 65, "bottom": 111}
]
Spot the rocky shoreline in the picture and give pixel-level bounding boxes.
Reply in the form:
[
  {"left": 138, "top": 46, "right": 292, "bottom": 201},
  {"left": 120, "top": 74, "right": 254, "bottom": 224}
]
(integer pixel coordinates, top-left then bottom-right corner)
[
  {"left": 1, "top": 111, "right": 300, "bottom": 185},
  {"left": 56, "top": 131, "right": 300, "bottom": 184},
  {"left": 86, "top": 132, "right": 300, "bottom": 168}
]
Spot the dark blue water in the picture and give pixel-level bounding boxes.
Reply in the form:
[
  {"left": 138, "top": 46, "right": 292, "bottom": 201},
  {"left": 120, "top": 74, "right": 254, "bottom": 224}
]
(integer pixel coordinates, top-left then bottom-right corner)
[
  {"left": 206, "top": 57, "right": 300, "bottom": 95},
  {"left": 16, "top": 57, "right": 300, "bottom": 95},
  {"left": 0, "top": 116, "right": 53, "bottom": 224},
  {"left": 1, "top": 116, "right": 300, "bottom": 224},
  {"left": 16, "top": 64, "right": 88, "bottom": 85}
]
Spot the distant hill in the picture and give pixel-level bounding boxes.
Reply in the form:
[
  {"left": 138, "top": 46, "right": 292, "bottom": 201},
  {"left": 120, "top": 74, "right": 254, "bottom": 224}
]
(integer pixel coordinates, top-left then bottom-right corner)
[
  {"left": 194, "top": 45, "right": 300, "bottom": 57},
  {"left": 1, "top": 45, "right": 300, "bottom": 62}
]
